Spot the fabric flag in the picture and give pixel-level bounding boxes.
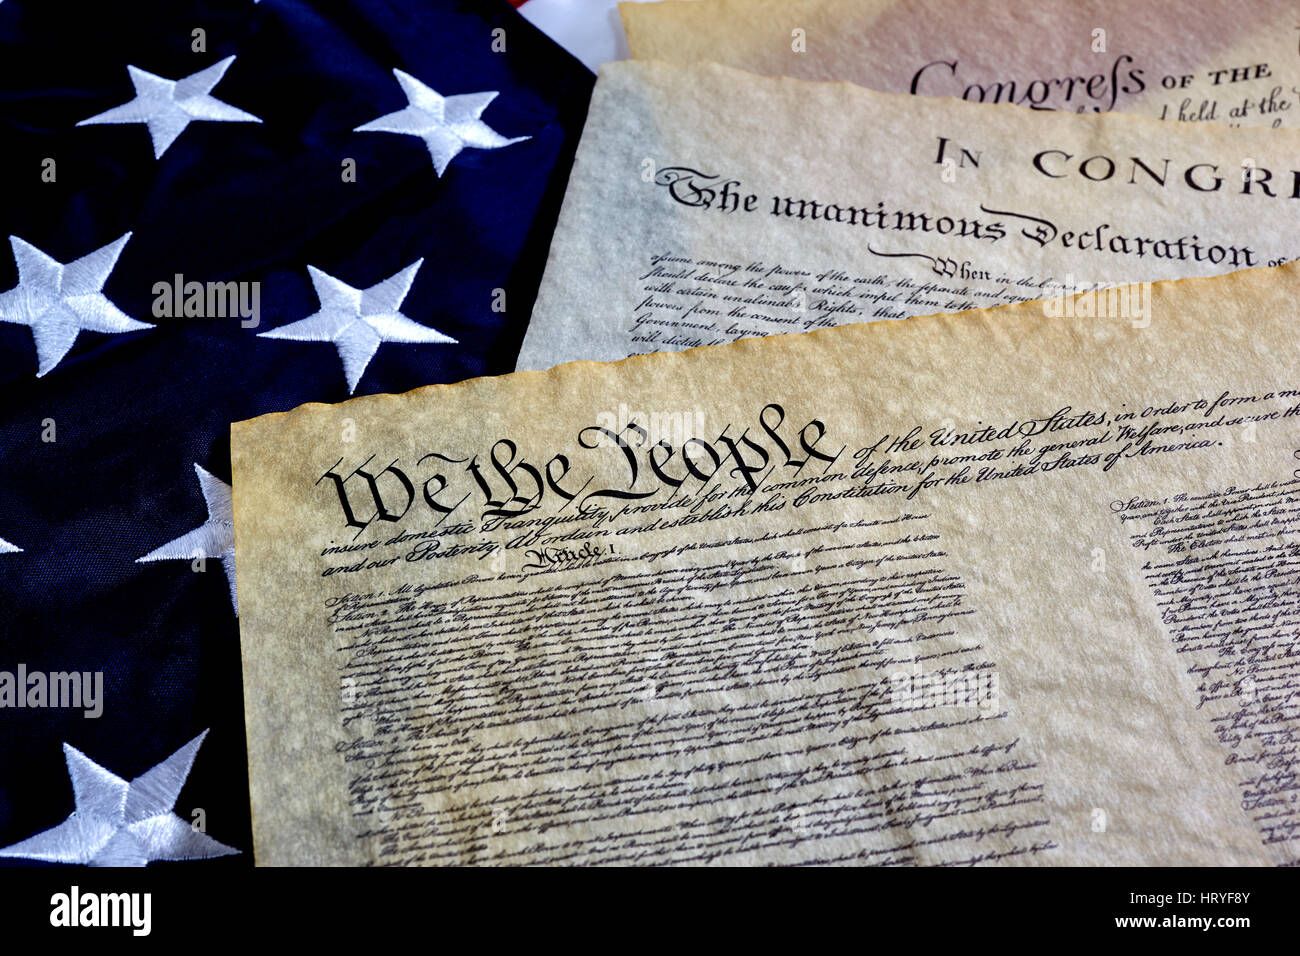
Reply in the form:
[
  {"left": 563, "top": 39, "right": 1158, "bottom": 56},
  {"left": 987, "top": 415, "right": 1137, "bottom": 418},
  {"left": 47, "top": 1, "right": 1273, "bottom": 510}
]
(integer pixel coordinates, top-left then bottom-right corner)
[{"left": 0, "top": 0, "right": 592, "bottom": 866}]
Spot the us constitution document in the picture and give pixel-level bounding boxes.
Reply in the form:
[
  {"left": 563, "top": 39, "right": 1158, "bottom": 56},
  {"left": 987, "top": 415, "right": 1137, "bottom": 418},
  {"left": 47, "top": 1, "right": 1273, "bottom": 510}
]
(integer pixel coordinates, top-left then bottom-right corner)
[
  {"left": 234, "top": 261, "right": 1300, "bottom": 866},
  {"left": 623, "top": 0, "right": 1300, "bottom": 129},
  {"left": 517, "top": 60, "right": 1300, "bottom": 370}
]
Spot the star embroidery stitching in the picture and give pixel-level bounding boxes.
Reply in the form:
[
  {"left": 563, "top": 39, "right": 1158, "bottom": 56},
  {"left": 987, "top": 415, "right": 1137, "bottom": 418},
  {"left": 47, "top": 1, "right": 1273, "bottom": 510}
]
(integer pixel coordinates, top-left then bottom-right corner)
[
  {"left": 136, "top": 464, "right": 237, "bottom": 614},
  {"left": 0, "top": 232, "right": 151, "bottom": 377},
  {"left": 258, "top": 259, "right": 455, "bottom": 393},
  {"left": 354, "top": 69, "right": 528, "bottom": 175},
  {"left": 0, "top": 731, "right": 239, "bottom": 866},
  {"left": 77, "top": 56, "right": 261, "bottom": 159}
]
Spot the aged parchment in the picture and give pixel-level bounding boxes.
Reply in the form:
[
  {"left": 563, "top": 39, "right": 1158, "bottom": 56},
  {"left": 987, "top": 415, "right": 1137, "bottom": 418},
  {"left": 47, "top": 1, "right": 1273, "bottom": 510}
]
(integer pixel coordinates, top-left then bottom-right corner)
[
  {"left": 622, "top": 0, "right": 1300, "bottom": 129},
  {"left": 235, "top": 261, "right": 1300, "bottom": 866},
  {"left": 517, "top": 60, "right": 1300, "bottom": 370}
]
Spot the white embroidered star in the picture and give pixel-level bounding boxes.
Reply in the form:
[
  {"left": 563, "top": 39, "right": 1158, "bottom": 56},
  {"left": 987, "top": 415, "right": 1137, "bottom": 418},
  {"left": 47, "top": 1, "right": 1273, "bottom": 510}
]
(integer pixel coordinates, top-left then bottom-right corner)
[
  {"left": 0, "top": 537, "right": 20, "bottom": 553},
  {"left": 258, "top": 260, "right": 455, "bottom": 393},
  {"left": 0, "top": 731, "right": 239, "bottom": 866},
  {"left": 137, "top": 464, "right": 237, "bottom": 614},
  {"left": 77, "top": 56, "right": 261, "bottom": 159},
  {"left": 354, "top": 69, "right": 529, "bottom": 176},
  {"left": 0, "top": 233, "right": 151, "bottom": 377}
]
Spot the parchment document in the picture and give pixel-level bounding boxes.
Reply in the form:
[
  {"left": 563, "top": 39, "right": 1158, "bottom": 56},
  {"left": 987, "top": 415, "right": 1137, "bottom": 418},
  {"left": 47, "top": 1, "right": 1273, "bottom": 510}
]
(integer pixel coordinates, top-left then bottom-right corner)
[
  {"left": 516, "top": 61, "right": 1300, "bottom": 370},
  {"left": 623, "top": 0, "right": 1300, "bottom": 129},
  {"left": 235, "top": 261, "right": 1300, "bottom": 866}
]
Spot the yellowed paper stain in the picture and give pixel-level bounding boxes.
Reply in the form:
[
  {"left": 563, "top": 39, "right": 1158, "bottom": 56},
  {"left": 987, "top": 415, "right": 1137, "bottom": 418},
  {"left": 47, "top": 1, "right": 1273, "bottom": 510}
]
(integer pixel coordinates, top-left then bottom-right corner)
[
  {"left": 235, "top": 262, "right": 1300, "bottom": 866},
  {"left": 518, "top": 60, "right": 1300, "bottom": 370},
  {"left": 622, "top": 0, "right": 1300, "bottom": 129}
]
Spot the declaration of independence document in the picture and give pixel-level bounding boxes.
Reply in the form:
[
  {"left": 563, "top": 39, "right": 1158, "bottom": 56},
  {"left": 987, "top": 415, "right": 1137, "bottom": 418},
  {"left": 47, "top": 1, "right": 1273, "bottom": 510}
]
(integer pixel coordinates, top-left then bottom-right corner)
[
  {"left": 623, "top": 0, "right": 1300, "bottom": 129},
  {"left": 516, "top": 61, "right": 1300, "bottom": 370},
  {"left": 235, "top": 261, "right": 1300, "bottom": 866}
]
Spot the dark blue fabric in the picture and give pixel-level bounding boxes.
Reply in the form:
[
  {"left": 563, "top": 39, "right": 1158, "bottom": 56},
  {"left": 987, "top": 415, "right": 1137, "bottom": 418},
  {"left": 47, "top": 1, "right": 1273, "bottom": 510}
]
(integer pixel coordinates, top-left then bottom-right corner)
[{"left": 0, "top": 0, "right": 592, "bottom": 864}]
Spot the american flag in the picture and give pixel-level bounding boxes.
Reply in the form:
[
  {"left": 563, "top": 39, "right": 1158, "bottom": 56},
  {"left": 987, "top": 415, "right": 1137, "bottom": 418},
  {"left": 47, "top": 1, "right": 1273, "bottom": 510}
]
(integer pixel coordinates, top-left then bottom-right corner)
[{"left": 0, "top": 0, "right": 592, "bottom": 866}]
